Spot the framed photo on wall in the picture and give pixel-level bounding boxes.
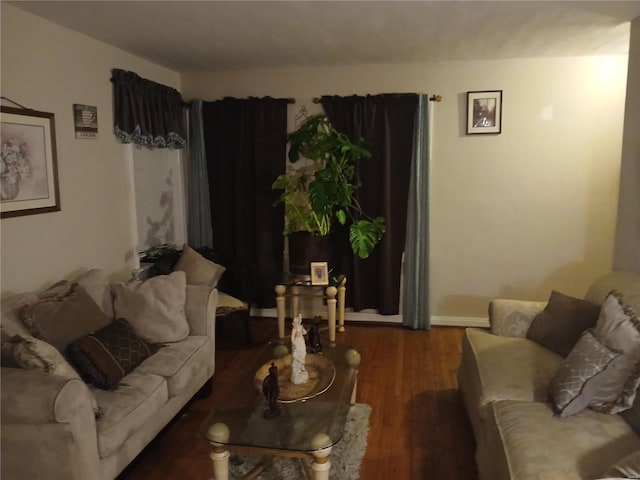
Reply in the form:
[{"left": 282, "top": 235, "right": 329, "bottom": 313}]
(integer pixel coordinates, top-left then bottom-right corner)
[
  {"left": 1, "top": 107, "right": 60, "bottom": 218},
  {"left": 466, "top": 90, "right": 502, "bottom": 135},
  {"left": 311, "top": 261, "right": 329, "bottom": 285}
]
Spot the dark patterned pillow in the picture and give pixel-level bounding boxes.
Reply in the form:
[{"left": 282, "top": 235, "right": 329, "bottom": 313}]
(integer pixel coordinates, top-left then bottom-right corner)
[
  {"left": 67, "top": 318, "right": 157, "bottom": 390},
  {"left": 527, "top": 290, "right": 601, "bottom": 357}
]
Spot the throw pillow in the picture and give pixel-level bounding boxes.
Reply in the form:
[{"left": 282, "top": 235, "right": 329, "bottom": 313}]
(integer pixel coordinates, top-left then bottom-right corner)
[
  {"left": 2, "top": 334, "right": 102, "bottom": 416},
  {"left": 548, "top": 328, "right": 621, "bottom": 417},
  {"left": 174, "top": 244, "right": 226, "bottom": 287},
  {"left": 3, "top": 334, "right": 81, "bottom": 379},
  {"left": 20, "top": 283, "right": 113, "bottom": 353},
  {"left": 112, "top": 270, "right": 189, "bottom": 343},
  {"left": 216, "top": 292, "right": 248, "bottom": 316},
  {"left": 67, "top": 318, "right": 157, "bottom": 390},
  {"left": 74, "top": 268, "right": 114, "bottom": 318},
  {"left": 600, "top": 450, "right": 640, "bottom": 479},
  {"left": 526, "top": 290, "right": 601, "bottom": 357},
  {"left": 0, "top": 329, "right": 20, "bottom": 367},
  {"left": 588, "top": 291, "right": 640, "bottom": 414},
  {"left": 39, "top": 269, "right": 114, "bottom": 318}
]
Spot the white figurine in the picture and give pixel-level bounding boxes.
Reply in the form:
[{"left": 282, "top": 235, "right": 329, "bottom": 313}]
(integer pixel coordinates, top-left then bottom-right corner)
[{"left": 290, "top": 314, "right": 309, "bottom": 384}]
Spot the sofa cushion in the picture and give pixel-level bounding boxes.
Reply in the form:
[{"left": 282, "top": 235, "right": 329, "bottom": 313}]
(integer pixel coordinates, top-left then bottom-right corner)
[
  {"left": 92, "top": 371, "right": 168, "bottom": 458},
  {"left": 548, "top": 329, "right": 621, "bottom": 417},
  {"left": 600, "top": 449, "right": 640, "bottom": 479},
  {"left": 490, "top": 399, "right": 640, "bottom": 480},
  {"left": 136, "top": 335, "right": 212, "bottom": 397},
  {"left": 621, "top": 387, "right": 640, "bottom": 436},
  {"left": 589, "top": 291, "right": 640, "bottom": 414},
  {"left": 67, "top": 318, "right": 157, "bottom": 390},
  {"left": 20, "top": 284, "right": 113, "bottom": 353},
  {"left": 112, "top": 271, "right": 189, "bottom": 344},
  {"left": 174, "top": 244, "right": 226, "bottom": 287},
  {"left": 526, "top": 290, "right": 600, "bottom": 357},
  {"left": 461, "top": 328, "right": 562, "bottom": 419}
]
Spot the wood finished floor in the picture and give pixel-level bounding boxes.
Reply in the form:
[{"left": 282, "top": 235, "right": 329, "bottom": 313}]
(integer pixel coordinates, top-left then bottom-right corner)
[{"left": 118, "top": 319, "right": 478, "bottom": 480}]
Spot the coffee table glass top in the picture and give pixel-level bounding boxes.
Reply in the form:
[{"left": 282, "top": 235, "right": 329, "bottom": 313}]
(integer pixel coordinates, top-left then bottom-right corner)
[
  {"left": 276, "top": 272, "right": 346, "bottom": 288},
  {"left": 201, "top": 342, "right": 358, "bottom": 453}
]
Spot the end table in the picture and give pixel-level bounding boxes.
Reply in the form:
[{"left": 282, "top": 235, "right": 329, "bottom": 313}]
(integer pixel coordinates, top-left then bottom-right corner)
[{"left": 275, "top": 274, "right": 346, "bottom": 342}]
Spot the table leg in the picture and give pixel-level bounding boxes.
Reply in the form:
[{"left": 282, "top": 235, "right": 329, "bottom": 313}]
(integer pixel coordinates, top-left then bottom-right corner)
[
  {"left": 337, "top": 279, "right": 346, "bottom": 333},
  {"left": 351, "top": 378, "right": 358, "bottom": 405},
  {"left": 325, "top": 286, "right": 337, "bottom": 343},
  {"left": 210, "top": 446, "right": 230, "bottom": 480},
  {"left": 291, "top": 286, "right": 300, "bottom": 320},
  {"left": 311, "top": 448, "right": 332, "bottom": 480},
  {"left": 275, "top": 285, "right": 286, "bottom": 339}
]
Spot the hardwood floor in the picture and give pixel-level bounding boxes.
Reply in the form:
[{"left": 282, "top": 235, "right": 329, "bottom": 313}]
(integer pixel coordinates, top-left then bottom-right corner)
[{"left": 118, "top": 318, "right": 478, "bottom": 480}]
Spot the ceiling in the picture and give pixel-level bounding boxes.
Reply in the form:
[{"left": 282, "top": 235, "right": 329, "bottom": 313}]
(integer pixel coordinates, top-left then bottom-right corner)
[{"left": 8, "top": 1, "right": 640, "bottom": 72}]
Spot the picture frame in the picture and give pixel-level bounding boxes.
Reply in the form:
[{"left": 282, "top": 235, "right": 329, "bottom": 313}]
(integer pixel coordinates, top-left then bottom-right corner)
[
  {"left": 1, "top": 107, "right": 60, "bottom": 218},
  {"left": 310, "top": 261, "right": 329, "bottom": 285},
  {"left": 466, "top": 90, "right": 502, "bottom": 135}
]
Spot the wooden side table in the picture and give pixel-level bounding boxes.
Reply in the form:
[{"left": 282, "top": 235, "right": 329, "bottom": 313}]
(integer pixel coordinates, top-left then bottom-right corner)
[{"left": 275, "top": 275, "right": 346, "bottom": 342}]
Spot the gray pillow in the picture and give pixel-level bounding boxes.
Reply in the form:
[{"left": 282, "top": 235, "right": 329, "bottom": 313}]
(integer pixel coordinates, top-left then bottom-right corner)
[
  {"left": 112, "top": 271, "right": 189, "bottom": 343},
  {"left": 589, "top": 291, "right": 640, "bottom": 414},
  {"left": 527, "top": 290, "right": 601, "bottom": 357},
  {"left": 548, "top": 328, "right": 621, "bottom": 417},
  {"left": 174, "top": 244, "right": 226, "bottom": 287}
]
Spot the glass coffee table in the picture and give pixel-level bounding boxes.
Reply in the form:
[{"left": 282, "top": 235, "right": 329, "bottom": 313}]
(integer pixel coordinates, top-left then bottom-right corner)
[{"left": 201, "top": 341, "right": 361, "bottom": 480}]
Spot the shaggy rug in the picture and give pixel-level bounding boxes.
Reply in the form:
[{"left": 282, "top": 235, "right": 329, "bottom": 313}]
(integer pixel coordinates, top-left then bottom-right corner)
[{"left": 226, "top": 403, "right": 371, "bottom": 480}]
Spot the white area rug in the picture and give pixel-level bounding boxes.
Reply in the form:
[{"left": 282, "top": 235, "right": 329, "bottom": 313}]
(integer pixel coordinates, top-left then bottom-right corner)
[{"left": 227, "top": 403, "right": 371, "bottom": 480}]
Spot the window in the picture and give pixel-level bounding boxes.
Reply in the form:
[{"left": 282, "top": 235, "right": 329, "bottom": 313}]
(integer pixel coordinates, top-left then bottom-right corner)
[{"left": 131, "top": 146, "right": 186, "bottom": 253}]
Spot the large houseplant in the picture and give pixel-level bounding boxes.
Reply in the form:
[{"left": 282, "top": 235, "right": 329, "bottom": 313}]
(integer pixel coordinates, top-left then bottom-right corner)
[{"left": 272, "top": 114, "right": 386, "bottom": 261}]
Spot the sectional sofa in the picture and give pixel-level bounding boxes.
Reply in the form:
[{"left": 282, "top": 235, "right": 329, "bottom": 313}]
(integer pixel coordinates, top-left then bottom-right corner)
[
  {"left": 0, "top": 249, "right": 222, "bottom": 480},
  {"left": 459, "top": 271, "right": 640, "bottom": 479}
]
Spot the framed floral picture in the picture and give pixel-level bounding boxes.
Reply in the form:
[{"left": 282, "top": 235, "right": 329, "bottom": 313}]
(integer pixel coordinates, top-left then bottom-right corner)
[
  {"left": 1, "top": 107, "right": 60, "bottom": 218},
  {"left": 466, "top": 90, "right": 502, "bottom": 135}
]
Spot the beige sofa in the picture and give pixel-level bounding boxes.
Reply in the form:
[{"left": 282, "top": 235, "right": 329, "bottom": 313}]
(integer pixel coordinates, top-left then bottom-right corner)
[
  {"left": 459, "top": 271, "right": 640, "bottom": 480},
  {"left": 0, "top": 268, "right": 218, "bottom": 480}
]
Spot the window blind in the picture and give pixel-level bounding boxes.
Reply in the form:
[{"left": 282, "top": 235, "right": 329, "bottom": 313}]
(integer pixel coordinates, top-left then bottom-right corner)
[{"left": 132, "top": 147, "right": 185, "bottom": 252}]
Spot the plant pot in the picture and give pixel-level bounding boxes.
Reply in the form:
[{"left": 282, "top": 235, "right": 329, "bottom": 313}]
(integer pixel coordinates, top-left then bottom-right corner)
[{"left": 288, "top": 232, "right": 331, "bottom": 278}]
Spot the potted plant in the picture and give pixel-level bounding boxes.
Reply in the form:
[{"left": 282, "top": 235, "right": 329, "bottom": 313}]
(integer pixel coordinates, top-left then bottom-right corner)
[{"left": 272, "top": 114, "right": 386, "bottom": 273}]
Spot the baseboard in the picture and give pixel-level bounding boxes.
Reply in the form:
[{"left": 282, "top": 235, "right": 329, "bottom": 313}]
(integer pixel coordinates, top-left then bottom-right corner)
[
  {"left": 251, "top": 308, "right": 489, "bottom": 328},
  {"left": 430, "top": 315, "right": 489, "bottom": 328}
]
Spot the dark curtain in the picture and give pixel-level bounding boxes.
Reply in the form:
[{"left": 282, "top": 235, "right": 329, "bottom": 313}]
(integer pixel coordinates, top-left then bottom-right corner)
[
  {"left": 202, "top": 97, "right": 288, "bottom": 307},
  {"left": 321, "top": 94, "right": 418, "bottom": 314},
  {"left": 111, "top": 68, "right": 186, "bottom": 148}
]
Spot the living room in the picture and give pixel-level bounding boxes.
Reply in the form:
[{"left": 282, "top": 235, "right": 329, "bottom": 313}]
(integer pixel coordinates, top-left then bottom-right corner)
[{"left": 1, "top": 2, "right": 639, "bottom": 479}]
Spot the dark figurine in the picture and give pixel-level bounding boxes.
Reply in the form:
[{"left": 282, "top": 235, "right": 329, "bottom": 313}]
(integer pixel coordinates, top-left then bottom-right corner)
[
  {"left": 307, "top": 323, "right": 322, "bottom": 354},
  {"left": 262, "top": 362, "right": 280, "bottom": 419}
]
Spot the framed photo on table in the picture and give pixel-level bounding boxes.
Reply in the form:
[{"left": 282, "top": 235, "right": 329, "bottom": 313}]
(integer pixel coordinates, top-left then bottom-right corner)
[
  {"left": 466, "top": 90, "right": 502, "bottom": 135},
  {"left": 1, "top": 107, "right": 60, "bottom": 218},
  {"left": 311, "top": 262, "right": 329, "bottom": 285}
]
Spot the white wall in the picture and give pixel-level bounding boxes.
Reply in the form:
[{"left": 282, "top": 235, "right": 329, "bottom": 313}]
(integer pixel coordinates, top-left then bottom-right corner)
[
  {"left": 183, "top": 55, "right": 628, "bottom": 317},
  {"left": 0, "top": 3, "right": 630, "bottom": 318},
  {"left": 1, "top": 4, "right": 181, "bottom": 294},
  {"left": 615, "top": 17, "right": 640, "bottom": 273}
]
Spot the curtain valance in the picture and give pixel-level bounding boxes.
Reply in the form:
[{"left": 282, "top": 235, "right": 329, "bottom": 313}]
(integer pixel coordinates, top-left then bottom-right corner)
[{"left": 111, "top": 68, "right": 186, "bottom": 149}]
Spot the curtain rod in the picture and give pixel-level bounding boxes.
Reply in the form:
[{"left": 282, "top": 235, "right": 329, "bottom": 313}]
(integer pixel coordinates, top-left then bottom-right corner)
[{"left": 311, "top": 94, "right": 442, "bottom": 103}]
